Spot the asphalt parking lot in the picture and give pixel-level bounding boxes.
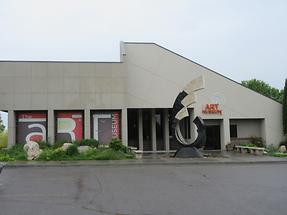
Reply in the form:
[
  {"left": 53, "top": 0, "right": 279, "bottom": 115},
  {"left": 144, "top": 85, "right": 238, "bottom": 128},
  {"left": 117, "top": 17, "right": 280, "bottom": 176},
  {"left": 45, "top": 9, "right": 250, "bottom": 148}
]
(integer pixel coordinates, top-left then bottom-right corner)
[{"left": 0, "top": 163, "right": 287, "bottom": 215}]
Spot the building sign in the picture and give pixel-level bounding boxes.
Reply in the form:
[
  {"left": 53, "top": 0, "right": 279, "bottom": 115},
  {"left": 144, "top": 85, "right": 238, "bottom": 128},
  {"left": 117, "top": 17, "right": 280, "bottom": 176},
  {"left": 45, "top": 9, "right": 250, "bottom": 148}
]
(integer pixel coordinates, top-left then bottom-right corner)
[
  {"left": 202, "top": 104, "right": 223, "bottom": 115},
  {"left": 56, "top": 111, "right": 83, "bottom": 142},
  {"left": 93, "top": 111, "right": 121, "bottom": 144},
  {"left": 16, "top": 112, "right": 47, "bottom": 143}
]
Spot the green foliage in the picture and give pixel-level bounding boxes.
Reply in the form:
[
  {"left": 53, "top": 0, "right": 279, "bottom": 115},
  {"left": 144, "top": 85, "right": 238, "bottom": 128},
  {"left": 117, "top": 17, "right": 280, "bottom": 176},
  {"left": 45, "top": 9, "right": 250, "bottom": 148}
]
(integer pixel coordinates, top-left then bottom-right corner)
[
  {"left": 241, "top": 79, "right": 283, "bottom": 103},
  {"left": 66, "top": 144, "right": 78, "bottom": 156},
  {"left": 0, "top": 153, "right": 15, "bottom": 161},
  {"left": 72, "top": 139, "right": 99, "bottom": 148},
  {"left": 0, "top": 139, "right": 134, "bottom": 161},
  {"left": 0, "top": 131, "right": 8, "bottom": 149},
  {"left": 36, "top": 148, "right": 134, "bottom": 161},
  {"left": 266, "top": 144, "right": 287, "bottom": 157},
  {"left": 270, "top": 152, "right": 287, "bottom": 158},
  {"left": 7, "top": 145, "right": 27, "bottom": 160},
  {"left": 249, "top": 136, "right": 264, "bottom": 147},
  {"left": 53, "top": 140, "right": 67, "bottom": 148},
  {"left": 109, "top": 138, "right": 128, "bottom": 153},
  {"left": 36, "top": 141, "right": 51, "bottom": 149},
  {"left": 37, "top": 148, "right": 68, "bottom": 161},
  {"left": 239, "top": 142, "right": 257, "bottom": 147},
  {"left": 92, "top": 149, "right": 127, "bottom": 160},
  {"left": 0, "top": 144, "right": 27, "bottom": 161},
  {"left": 266, "top": 144, "right": 278, "bottom": 154},
  {"left": 283, "top": 79, "right": 287, "bottom": 135},
  {"left": 239, "top": 137, "right": 264, "bottom": 148}
]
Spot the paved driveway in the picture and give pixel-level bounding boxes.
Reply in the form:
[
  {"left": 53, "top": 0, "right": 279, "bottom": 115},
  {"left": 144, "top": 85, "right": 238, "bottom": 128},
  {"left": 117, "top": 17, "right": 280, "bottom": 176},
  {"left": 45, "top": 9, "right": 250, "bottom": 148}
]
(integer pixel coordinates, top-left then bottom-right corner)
[{"left": 0, "top": 164, "right": 287, "bottom": 215}]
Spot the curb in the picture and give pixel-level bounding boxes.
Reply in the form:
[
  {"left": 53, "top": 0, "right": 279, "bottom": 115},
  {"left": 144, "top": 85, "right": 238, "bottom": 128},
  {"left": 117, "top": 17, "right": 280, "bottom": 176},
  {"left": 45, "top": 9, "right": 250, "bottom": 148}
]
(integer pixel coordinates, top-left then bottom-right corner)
[{"left": 3, "top": 159, "right": 287, "bottom": 168}]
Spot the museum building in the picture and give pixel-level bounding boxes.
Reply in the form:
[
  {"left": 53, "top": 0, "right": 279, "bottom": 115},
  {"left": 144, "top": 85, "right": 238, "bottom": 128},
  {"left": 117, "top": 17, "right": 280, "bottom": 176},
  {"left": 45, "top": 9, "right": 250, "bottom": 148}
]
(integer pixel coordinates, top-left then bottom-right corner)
[{"left": 0, "top": 42, "right": 284, "bottom": 151}]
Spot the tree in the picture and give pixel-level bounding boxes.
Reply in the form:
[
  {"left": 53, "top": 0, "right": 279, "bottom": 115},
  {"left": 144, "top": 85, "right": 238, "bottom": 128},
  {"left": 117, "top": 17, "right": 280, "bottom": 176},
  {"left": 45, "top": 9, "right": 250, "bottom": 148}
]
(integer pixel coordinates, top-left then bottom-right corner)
[
  {"left": 0, "top": 114, "right": 5, "bottom": 133},
  {"left": 241, "top": 79, "right": 283, "bottom": 103},
  {"left": 283, "top": 79, "right": 287, "bottom": 135}
]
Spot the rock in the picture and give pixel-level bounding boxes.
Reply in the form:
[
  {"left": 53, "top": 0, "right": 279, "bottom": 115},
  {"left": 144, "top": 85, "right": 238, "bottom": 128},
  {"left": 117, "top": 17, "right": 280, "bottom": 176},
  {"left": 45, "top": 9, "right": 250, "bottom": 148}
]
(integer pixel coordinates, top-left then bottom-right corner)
[
  {"left": 278, "top": 145, "right": 287, "bottom": 153},
  {"left": 77, "top": 146, "right": 92, "bottom": 154},
  {"left": 61, "top": 143, "right": 73, "bottom": 151},
  {"left": 23, "top": 141, "right": 43, "bottom": 160}
]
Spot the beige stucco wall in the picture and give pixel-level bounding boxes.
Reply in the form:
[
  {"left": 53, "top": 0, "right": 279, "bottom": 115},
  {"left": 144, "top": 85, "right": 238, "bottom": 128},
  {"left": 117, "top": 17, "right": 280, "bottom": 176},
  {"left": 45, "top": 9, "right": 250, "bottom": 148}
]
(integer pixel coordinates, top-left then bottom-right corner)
[
  {"left": 123, "top": 43, "right": 283, "bottom": 146},
  {"left": 0, "top": 62, "right": 126, "bottom": 110},
  {"left": 0, "top": 61, "right": 128, "bottom": 145},
  {"left": 0, "top": 42, "right": 284, "bottom": 147},
  {"left": 230, "top": 119, "right": 263, "bottom": 138}
]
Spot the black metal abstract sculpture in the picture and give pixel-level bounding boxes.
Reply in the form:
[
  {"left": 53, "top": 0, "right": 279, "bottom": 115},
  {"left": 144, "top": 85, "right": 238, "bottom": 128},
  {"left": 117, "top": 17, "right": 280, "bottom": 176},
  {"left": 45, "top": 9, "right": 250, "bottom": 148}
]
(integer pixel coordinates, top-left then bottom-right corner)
[{"left": 172, "top": 76, "right": 206, "bottom": 158}]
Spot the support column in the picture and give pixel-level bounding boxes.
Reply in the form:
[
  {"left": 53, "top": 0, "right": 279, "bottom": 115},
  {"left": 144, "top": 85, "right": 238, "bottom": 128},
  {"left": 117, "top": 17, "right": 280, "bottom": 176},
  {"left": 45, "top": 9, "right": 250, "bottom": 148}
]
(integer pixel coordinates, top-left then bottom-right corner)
[
  {"left": 261, "top": 119, "right": 267, "bottom": 144},
  {"left": 189, "top": 108, "right": 196, "bottom": 142},
  {"left": 84, "top": 109, "right": 90, "bottom": 140},
  {"left": 221, "top": 118, "right": 230, "bottom": 151},
  {"left": 163, "top": 109, "right": 170, "bottom": 152},
  {"left": 151, "top": 109, "right": 157, "bottom": 152},
  {"left": 47, "top": 109, "right": 55, "bottom": 145},
  {"left": 121, "top": 108, "right": 128, "bottom": 146},
  {"left": 138, "top": 109, "right": 143, "bottom": 151},
  {"left": 8, "top": 110, "right": 15, "bottom": 148}
]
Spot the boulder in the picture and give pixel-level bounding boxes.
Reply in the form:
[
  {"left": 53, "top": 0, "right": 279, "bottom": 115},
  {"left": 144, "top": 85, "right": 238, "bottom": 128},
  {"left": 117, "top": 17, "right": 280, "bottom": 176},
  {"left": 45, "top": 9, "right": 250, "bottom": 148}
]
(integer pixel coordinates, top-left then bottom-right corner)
[
  {"left": 61, "top": 143, "right": 73, "bottom": 151},
  {"left": 77, "top": 146, "right": 92, "bottom": 154},
  {"left": 278, "top": 145, "right": 287, "bottom": 153},
  {"left": 23, "top": 141, "right": 43, "bottom": 160}
]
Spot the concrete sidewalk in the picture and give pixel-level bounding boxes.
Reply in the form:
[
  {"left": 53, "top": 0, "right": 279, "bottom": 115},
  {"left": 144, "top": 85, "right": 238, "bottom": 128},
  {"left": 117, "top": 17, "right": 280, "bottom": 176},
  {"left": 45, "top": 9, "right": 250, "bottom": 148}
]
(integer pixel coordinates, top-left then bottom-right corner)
[{"left": 2, "top": 152, "right": 287, "bottom": 168}]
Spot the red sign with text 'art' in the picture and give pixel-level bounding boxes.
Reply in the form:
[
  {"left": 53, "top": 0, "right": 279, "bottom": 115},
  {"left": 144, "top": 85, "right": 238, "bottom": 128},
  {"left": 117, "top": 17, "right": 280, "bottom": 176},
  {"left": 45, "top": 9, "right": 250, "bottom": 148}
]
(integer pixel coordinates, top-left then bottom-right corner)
[{"left": 202, "top": 104, "right": 223, "bottom": 115}]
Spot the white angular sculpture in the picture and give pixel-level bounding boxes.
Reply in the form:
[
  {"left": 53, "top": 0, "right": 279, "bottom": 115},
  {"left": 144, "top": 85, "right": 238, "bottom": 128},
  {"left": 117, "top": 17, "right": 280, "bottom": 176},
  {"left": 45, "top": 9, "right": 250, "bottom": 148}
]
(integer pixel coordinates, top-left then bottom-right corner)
[{"left": 23, "top": 141, "right": 43, "bottom": 160}]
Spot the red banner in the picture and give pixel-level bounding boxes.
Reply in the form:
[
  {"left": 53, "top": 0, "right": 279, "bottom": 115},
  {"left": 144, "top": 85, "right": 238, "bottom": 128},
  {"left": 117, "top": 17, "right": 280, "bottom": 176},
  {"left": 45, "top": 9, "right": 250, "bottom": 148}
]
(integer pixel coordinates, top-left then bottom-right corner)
[
  {"left": 56, "top": 111, "right": 83, "bottom": 142},
  {"left": 112, "top": 112, "right": 120, "bottom": 138},
  {"left": 17, "top": 112, "right": 47, "bottom": 143},
  {"left": 93, "top": 111, "right": 121, "bottom": 144}
]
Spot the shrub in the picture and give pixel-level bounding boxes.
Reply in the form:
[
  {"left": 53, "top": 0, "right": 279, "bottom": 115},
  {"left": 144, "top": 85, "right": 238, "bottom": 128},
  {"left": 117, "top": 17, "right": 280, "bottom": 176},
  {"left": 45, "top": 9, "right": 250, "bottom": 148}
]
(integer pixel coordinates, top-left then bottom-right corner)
[
  {"left": 72, "top": 139, "right": 99, "bottom": 148},
  {"left": 66, "top": 144, "right": 78, "bottom": 156},
  {"left": 0, "top": 153, "right": 15, "bottom": 161},
  {"left": 53, "top": 140, "right": 69, "bottom": 148},
  {"left": 109, "top": 139, "right": 128, "bottom": 153},
  {"left": 81, "top": 139, "right": 99, "bottom": 148},
  {"left": 239, "top": 142, "right": 257, "bottom": 147},
  {"left": 93, "top": 149, "right": 126, "bottom": 160},
  {"left": 71, "top": 140, "right": 81, "bottom": 146},
  {"left": 271, "top": 152, "right": 287, "bottom": 158},
  {"left": 266, "top": 144, "right": 278, "bottom": 153},
  {"left": 0, "top": 144, "right": 26, "bottom": 161},
  {"left": 0, "top": 131, "right": 8, "bottom": 149},
  {"left": 249, "top": 136, "right": 264, "bottom": 147},
  {"left": 37, "top": 148, "right": 68, "bottom": 161},
  {"left": 36, "top": 141, "right": 51, "bottom": 149},
  {"left": 6, "top": 144, "right": 27, "bottom": 160}
]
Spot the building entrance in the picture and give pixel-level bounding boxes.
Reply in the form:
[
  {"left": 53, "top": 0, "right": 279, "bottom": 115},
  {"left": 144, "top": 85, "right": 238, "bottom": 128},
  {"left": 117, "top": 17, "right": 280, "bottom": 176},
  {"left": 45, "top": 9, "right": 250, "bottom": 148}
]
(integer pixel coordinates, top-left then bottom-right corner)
[{"left": 205, "top": 125, "right": 221, "bottom": 150}]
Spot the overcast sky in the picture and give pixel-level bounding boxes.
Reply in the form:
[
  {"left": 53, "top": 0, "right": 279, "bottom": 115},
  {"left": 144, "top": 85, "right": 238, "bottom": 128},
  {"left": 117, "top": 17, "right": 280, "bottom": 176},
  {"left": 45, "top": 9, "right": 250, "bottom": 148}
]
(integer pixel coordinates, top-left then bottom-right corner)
[{"left": 0, "top": 0, "right": 287, "bottom": 127}]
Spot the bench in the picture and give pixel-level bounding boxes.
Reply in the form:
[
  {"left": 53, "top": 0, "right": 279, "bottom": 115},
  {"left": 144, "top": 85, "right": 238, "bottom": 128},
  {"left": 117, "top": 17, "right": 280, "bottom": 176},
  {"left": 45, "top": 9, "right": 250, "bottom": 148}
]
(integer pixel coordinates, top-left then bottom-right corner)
[
  {"left": 127, "top": 146, "right": 143, "bottom": 159},
  {"left": 235, "top": 145, "right": 265, "bottom": 155}
]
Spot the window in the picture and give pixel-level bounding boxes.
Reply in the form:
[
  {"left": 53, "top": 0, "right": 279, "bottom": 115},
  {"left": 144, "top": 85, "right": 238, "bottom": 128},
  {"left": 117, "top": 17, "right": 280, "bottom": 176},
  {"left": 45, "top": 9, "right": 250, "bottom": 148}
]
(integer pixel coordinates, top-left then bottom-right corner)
[{"left": 230, "top": 125, "right": 238, "bottom": 138}]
